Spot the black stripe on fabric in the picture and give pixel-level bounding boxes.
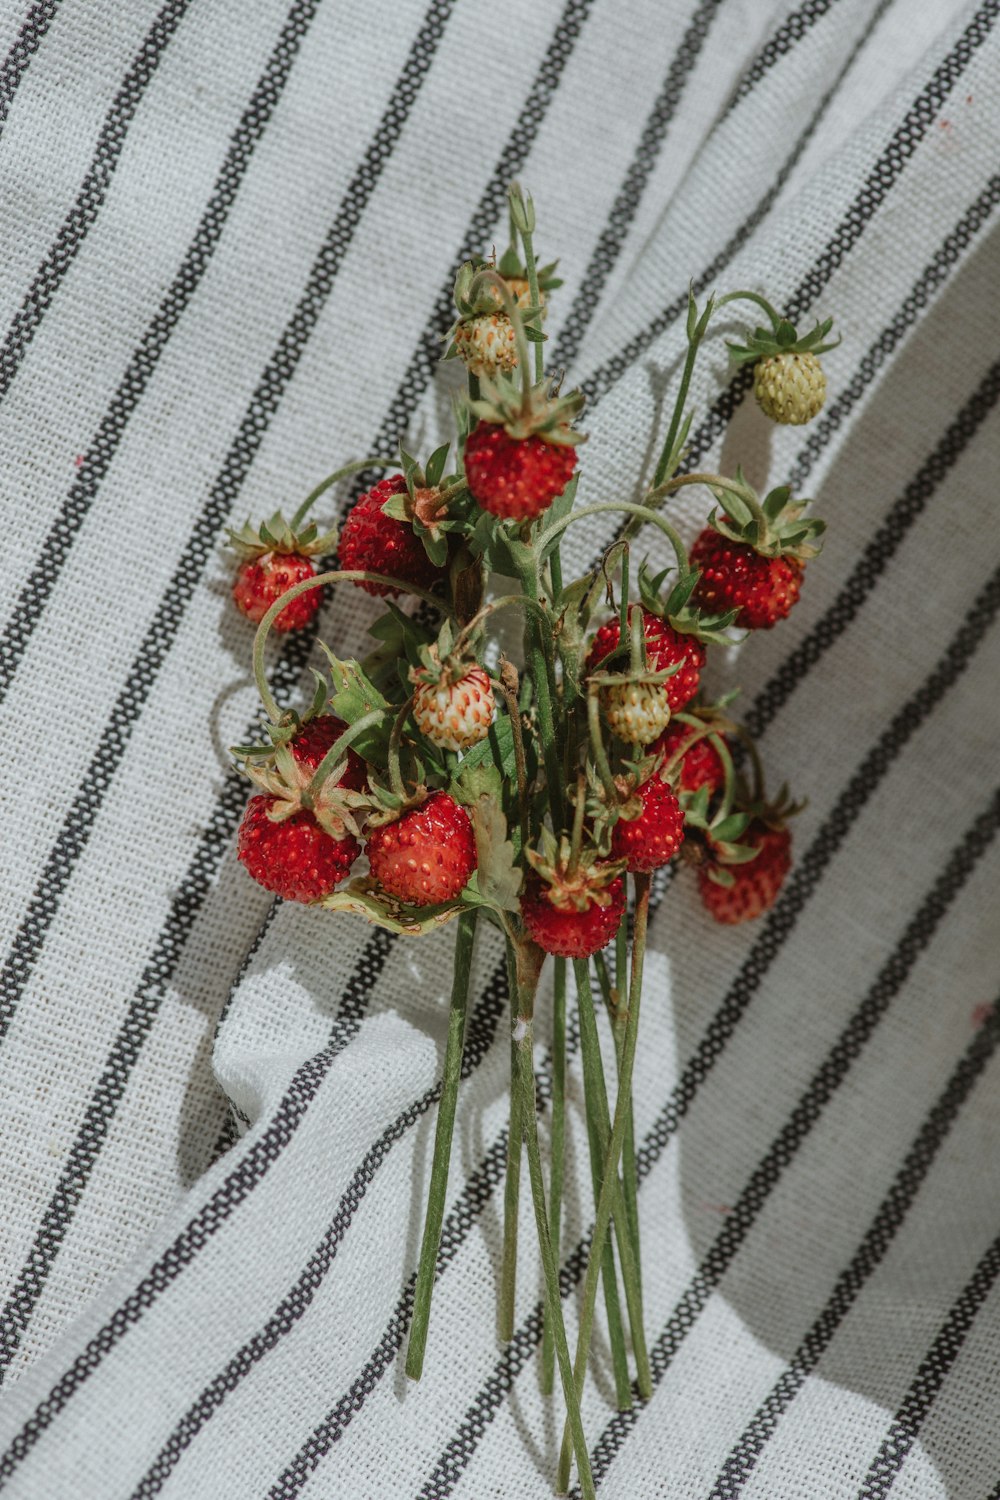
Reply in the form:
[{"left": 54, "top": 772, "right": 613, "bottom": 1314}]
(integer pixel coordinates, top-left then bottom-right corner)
[
  {"left": 0, "top": 0, "right": 323, "bottom": 702},
  {"left": 0, "top": 0, "right": 460, "bottom": 1369},
  {"left": 581, "top": 0, "right": 1000, "bottom": 410},
  {"left": 0, "top": 0, "right": 457, "bottom": 1034},
  {"left": 130, "top": 957, "right": 516, "bottom": 1499},
  {"left": 0, "top": 0, "right": 596, "bottom": 1436},
  {"left": 422, "top": 783, "right": 1000, "bottom": 1500},
  {"left": 0, "top": 927, "right": 393, "bottom": 1470},
  {"left": 0, "top": 0, "right": 194, "bottom": 407},
  {"left": 727, "top": 0, "right": 836, "bottom": 109},
  {"left": 551, "top": 0, "right": 722, "bottom": 371},
  {"left": 0, "top": 0, "right": 61, "bottom": 130},
  {"left": 856, "top": 1226, "right": 1000, "bottom": 1500},
  {"left": 705, "top": 1000, "right": 1000, "bottom": 1498}
]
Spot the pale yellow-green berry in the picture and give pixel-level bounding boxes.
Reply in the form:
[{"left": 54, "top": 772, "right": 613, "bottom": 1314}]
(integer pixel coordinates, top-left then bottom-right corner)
[
  {"left": 754, "top": 351, "right": 826, "bottom": 424},
  {"left": 453, "top": 312, "right": 518, "bottom": 378},
  {"left": 412, "top": 666, "right": 495, "bottom": 752},
  {"left": 601, "top": 682, "right": 671, "bottom": 745}
]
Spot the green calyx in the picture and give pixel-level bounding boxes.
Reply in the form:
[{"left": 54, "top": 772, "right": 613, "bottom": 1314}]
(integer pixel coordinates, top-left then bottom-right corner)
[
  {"left": 227, "top": 509, "right": 338, "bottom": 561},
  {"left": 707, "top": 467, "right": 825, "bottom": 561},
  {"left": 728, "top": 313, "right": 839, "bottom": 365},
  {"left": 469, "top": 370, "right": 585, "bottom": 446},
  {"left": 525, "top": 827, "right": 625, "bottom": 911},
  {"left": 450, "top": 253, "right": 560, "bottom": 323},
  {"left": 636, "top": 562, "right": 737, "bottom": 644},
  {"left": 378, "top": 443, "right": 471, "bottom": 568}
]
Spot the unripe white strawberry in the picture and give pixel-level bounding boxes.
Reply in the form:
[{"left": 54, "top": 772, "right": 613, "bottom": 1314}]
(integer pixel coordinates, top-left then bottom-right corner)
[
  {"left": 412, "top": 664, "right": 495, "bottom": 751},
  {"left": 453, "top": 313, "right": 518, "bottom": 378},
  {"left": 601, "top": 682, "right": 671, "bottom": 745},
  {"left": 753, "top": 351, "right": 826, "bottom": 425}
]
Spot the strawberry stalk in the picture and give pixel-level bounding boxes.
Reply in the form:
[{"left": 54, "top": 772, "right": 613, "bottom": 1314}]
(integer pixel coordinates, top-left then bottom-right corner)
[
  {"left": 542, "top": 500, "right": 690, "bottom": 579},
  {"left": 557, "top": 873, "right": 652, "bottom": 1494},
  {"left": 508, "top": 181, "right": 544, "bottom": 383},
  {"left": 573, "top": 956, "right": 637, "bottom": 1411},
  {"left": 499, "top": 939, "right": 524, "bottom": 1343},
  {"left": 540, "top": 954, "right": 567, "bottom": 1396},
  {"left": 251, "top": 568, "right": 453, "bottom": 724},
  {"left": 304, "top": 711, "right": 383, "bottom": 800},
  {"left": 509, "top": 937, "right": 596, "bottom": 1500},
  {"left": 650, "top": 290, "right": 716, "bottom": 494},
  {"left": 287, "top": 455, "right": 397, "bottom": 530},
  {"left": 593, "top": 944, "right": 642, "bottom": 1306},
  {"left": 406, "top": 910, "right": 478, "bottom": 1380}
]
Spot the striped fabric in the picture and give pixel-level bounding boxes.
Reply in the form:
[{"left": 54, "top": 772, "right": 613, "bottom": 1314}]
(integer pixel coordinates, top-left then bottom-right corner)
[{"left": 1, "top": 0, "right": 998, "bottom": 1494}]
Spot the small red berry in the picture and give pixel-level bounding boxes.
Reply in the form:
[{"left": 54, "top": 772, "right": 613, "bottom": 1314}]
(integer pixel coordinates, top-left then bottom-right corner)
[
  {"left": 698, "top": 823, "right": 792, "bottom": 924},
  {"left": 338, "top": 475, "right": 445, "bottom": 597},
  {"left": 237, "top": 795, "right": 359, "bottom": 902},
  {"left": 232, "top": 552, "right": 320, "bottom": 632},
  {"left": 586, "top": 607, "right": 705, "bottom": 714},
  {"left": 366, "top": 792, "right": 476, "bottom": 906},
  {"left": 611, "top": 778, "right": 685, "bottom": 873},
  {"left": 464, "top": 423, "right": 577, "bottom": 521},
  {"left": 520, "top": 874, "right": 625, "bottom": 959},
  {"left": 290, "top": 714, "right": 367, "bottom": 792},
  {"left": 690, "top": 529, "right": 803, "bottom": 630},
  {"left": 653, "top": 722, "right": 726, "bottom": 795}
]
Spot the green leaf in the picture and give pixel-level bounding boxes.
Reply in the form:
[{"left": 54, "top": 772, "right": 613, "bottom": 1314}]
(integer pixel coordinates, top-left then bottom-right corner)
[
  {"left": 381, "top": 493, "right": 410, "bottom": 521},
  {"left": 319, "top": 647, "right": 395, "bottom": 767},
  {"left": 470, "top": 797, "right": 522, "bottom": 913},
  {"left": 424, "top": 443, "right": 450, "bottom": 489}
]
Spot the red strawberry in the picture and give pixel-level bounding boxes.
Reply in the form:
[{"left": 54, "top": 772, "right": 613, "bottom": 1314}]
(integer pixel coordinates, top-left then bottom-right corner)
[
  {"left": 586, "top": 607, "right": 705, "bottom": 713},
  {"left": 698, "top": 823, "right": 791, "bottom": 924},
  {"left": 291, "top": 714, "right": 368, "bottom": 792},
  {"left": 653, "top": 721, "right": 726, "bottom": 795},
  {"left": 520, "top": 872, "right": 625, "bottom": 959},
  {"left": 366, "top": 792, "right": 476, "bottom": 906},
  {"left": 464, "top": 423, "right": 576, "bottom": 521},
  {"left": 611, "top": 778, "right": 685, "bottom": 873},
  {"left": 690, "top": 529, "right": 803, "bottom": 630},
  {"left": 338, "top": 475, "right": 445, "bottom": 598},
  {"left": 232, "top": 552, "right": 319, "bottom": 632},
  {"left": 237, "top": 795, "right": 359, "bottom": 902}
]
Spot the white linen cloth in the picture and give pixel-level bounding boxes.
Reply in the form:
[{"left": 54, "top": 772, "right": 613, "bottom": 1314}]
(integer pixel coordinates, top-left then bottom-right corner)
[{"left": 1, "top": 0, "right": 999, "bottom": 1494}]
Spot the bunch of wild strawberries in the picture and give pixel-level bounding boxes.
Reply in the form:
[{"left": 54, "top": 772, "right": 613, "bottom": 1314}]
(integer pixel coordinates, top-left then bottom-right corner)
[
  {"left": 228, "top": 218, "right": 833, "bottom": 942},
  {"left": 225, "top": 186, "right": 835, "bottom": 1498}
]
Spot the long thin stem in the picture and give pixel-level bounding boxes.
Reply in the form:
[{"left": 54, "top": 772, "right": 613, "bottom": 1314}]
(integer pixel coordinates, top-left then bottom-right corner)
[
  {"left": 305, "top": 710, "right": 384, "bottom": 799},
  {"left": 516, "top": 557, "right": 565, "bottom": 828},
  {"left": 252, "top": 568, "right": 452, "bottom": 723},
  {"left": 573, "top": 958, "right": 633, "bottom": 1411},
  {"left": 593, "top": 947, "right": 642, "bottom": 1308},
  {"left": 509, "top": 938, "right": 595, "bottom": 1500},
  {"left": 542, "top": 501, "right": 689, "bottom": 578},
  {"left": 541, "top": 955, "right": 567, "bottom": 1394},
  {"left": 406, "top": 912, "right": 478, "bottom": 1379},
  {"left": 499, "top": 939, "right": 523, "bottom": 1343},
  {"left": 557, "top": 874, "right": 652, "bottom": 1491},
  {"left": 288, "top": 455, "right": 397, "bottom": 530}
]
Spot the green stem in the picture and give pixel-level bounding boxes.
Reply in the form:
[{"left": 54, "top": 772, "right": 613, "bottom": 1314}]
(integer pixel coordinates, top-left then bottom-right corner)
[
  {"left": 516, "top": 557, "right": 565, "bottom": 828},
  {"left": 252, "top": 568, "right": 452, "bottom": 724},
  {"left": 495, "top": 674, "right": 529, "bottom": 851},
  {"left": 541, "top": 955, "right": 567, "bottom": 1395},
  {"left": 715, "top": 287, "right": 783, "bottom": 329},
  {"left": 573, "top": 959, "right": 634, "bottom": 1412},
  {"left": 288, "top": 455, "right": 397, "bottom": 530},
  {"left": 451, "top": 593, "right": 553, "bottom": 659},
  {"left": 305, "top": 710, "right": 383, "bottom": 800},
  {"left": 587, "top": 688, "right": 619, "bottom": 806},
  {"left": 593, "top": 947, "right": 642, "bottom": 1309},
  {"left": 519, "top": 224, "right": 544, "bottom": 385},
  {"left": 542, "top": 502, "right": 689, "bottom": 578},
  {"left": 510, "top": 939, "right": 595, "bottom": 1500},
  {"left": 406, "top": 912, "right": 478, "bottom": 1379},
  {"left": 651, "top": 331, "right": 702, "bottom": 493},
  {"left": 557, "top": 875, "right": 652, "bottom": 1491},
  {"left": 387, "top": 696, "right": 414, "bottom": 801},
  {"left": 499, "top": 938, "right": 524, "bottom": 1343}
]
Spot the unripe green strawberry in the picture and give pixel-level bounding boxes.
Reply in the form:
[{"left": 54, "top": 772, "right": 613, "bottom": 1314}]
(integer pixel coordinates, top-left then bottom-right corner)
[
  {"left": 412, "top": 664, "right": 495, "bottom": 752},
  {"left": 601, "top": 681, "right": 671, "bottom": 745},
  {"left": 753, "top": 351, "right": 826, "bottom": 425},
  {"left": 453, "top": 312, "right": 518, "bottom": 378}
]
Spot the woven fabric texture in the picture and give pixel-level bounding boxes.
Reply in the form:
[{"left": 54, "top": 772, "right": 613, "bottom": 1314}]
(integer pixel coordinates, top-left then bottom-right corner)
[{"left": 1, "top": 0, "right": 998, "bottom": 1495}]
